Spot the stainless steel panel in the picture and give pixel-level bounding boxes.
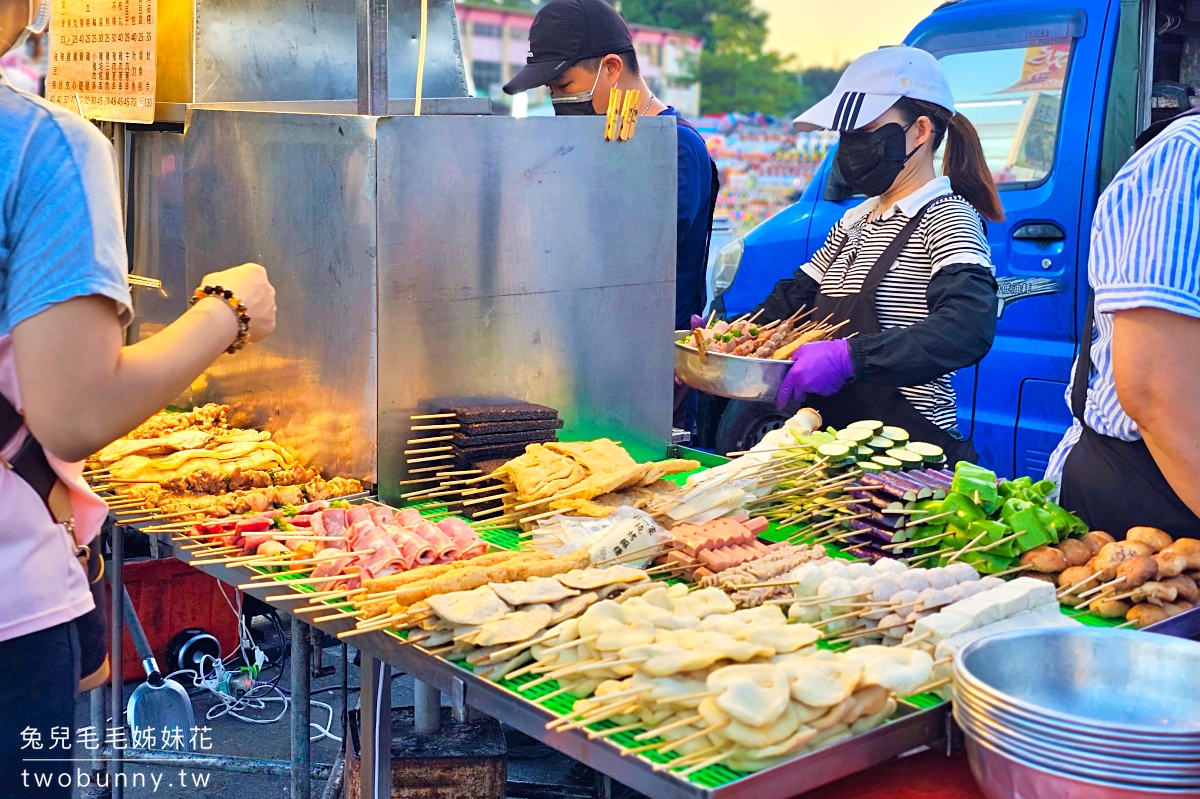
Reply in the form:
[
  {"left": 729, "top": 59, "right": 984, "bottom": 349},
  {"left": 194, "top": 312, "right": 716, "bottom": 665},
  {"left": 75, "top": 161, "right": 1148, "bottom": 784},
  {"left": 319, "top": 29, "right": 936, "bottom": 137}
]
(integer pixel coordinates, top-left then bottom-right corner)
[
  {"left": 374, "top": 116, "right": 678, "bottom": 503},
  {"left": 128, "top": 132, "right": 188, "bottom": 341},
  {"left": 192, "top": 0, "right": 467, "bottom": 103},
  {"left": 156, "top": 97, "right": 491, "bottom": 124},
  {"left": 182, "top": 110, "right": 380, "bottom": 481}
]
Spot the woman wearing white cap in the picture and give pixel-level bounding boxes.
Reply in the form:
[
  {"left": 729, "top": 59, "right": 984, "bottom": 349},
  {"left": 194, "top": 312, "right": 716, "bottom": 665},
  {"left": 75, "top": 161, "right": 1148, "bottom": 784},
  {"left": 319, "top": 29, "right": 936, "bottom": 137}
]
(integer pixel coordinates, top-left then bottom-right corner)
[{"left": 754, "top": 46, "right": 1003, "bottom": 464}]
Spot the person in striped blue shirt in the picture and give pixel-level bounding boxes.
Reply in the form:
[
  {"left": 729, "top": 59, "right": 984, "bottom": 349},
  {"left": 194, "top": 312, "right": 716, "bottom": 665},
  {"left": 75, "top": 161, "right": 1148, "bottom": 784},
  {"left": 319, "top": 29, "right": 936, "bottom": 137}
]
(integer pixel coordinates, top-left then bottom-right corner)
[{"left": 1046, "top": 110, "right": 1200, "bottom": 539}]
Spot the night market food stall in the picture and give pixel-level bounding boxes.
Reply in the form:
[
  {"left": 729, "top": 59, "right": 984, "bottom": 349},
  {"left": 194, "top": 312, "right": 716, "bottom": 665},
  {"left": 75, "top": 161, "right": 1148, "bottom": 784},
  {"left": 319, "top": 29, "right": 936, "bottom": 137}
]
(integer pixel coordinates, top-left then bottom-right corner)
[{"left": 83, "top": 1, "right": 1200, "bottom": 798}]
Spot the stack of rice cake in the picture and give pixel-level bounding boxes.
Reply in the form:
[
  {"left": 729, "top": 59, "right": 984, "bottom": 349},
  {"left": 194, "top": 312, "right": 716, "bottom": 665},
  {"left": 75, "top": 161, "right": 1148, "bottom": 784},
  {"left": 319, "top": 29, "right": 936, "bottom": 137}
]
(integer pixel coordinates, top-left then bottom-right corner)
[{"left": 438, "top": 403, "right": 564, "bottom": 472}]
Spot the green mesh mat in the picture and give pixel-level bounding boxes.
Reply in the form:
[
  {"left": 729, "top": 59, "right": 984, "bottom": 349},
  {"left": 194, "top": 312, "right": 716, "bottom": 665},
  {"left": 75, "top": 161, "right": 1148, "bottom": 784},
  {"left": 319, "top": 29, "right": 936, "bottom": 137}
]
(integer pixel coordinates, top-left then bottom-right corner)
[{"left": 236, "top": 459, "right": 990, "bottom": 787}]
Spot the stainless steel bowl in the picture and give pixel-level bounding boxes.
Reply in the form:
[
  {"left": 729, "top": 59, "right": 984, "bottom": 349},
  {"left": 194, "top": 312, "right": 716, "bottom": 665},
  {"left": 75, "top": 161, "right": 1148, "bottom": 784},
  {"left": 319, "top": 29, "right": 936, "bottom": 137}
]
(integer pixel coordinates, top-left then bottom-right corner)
[
  {"left": 673, "top": 331, "right": 793, "bottom": 401},
  {"left": 954, "top": 686, "right": 1200, "bottom": 760},
  {"left": 955, "top": 704, "right": 1200, "bottom": 787},
  {"left": 964, "top": 732, "right": 1200, "bottom": 799},
  {"left": 955, "top": 628, "right": 1200, "bottom": 736}
]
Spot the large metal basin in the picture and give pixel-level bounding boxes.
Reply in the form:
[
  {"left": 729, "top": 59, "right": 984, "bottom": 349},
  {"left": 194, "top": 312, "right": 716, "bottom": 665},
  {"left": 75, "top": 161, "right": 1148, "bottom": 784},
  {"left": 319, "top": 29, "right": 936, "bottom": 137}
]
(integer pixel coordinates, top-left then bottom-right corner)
[
  {"left": 674, "top": 331, "right": 792, "bottom": 401},
  {"left": 964, "top": 733, "right": 1200, "bottom": 799},
  {"left": 956, "top": 628, "right": 1200, "bottom": 736}
]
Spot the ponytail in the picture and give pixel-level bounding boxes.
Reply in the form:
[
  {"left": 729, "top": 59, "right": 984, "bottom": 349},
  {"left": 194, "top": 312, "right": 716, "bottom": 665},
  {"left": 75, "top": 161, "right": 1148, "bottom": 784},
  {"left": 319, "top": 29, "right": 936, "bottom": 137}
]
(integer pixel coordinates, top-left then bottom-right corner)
[{"left": 893, "top": 97, "right": 1005, "bottom": 223}]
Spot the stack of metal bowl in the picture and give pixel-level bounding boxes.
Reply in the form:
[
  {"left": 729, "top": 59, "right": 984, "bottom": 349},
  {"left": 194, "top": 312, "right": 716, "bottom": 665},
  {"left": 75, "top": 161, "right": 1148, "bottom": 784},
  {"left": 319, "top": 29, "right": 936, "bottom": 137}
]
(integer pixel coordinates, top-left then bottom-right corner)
[{"left": 954, "top": 627, "right": 1200, "bottom": 799}]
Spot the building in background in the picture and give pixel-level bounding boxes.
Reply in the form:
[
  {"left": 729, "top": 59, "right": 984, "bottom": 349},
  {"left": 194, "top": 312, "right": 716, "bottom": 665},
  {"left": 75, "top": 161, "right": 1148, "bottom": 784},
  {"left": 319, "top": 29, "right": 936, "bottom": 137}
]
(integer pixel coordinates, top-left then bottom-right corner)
[{"left": 456, "top": 1, "right": 702, "bottom": 117}]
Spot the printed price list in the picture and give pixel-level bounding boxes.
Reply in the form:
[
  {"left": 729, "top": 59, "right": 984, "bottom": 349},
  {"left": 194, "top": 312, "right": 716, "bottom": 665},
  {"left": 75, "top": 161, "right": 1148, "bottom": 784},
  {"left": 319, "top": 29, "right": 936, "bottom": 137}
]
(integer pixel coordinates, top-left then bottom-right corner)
[{"left": 47, "top": 0, "right": 156, "bottom": 123}]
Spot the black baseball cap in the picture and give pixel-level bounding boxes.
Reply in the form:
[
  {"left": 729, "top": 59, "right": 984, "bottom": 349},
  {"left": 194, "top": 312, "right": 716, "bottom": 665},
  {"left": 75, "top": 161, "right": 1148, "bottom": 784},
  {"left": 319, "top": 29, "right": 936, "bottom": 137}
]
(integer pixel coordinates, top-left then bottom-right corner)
[{"left": 502, "top": 0, "right": 635, "bottom": 95}]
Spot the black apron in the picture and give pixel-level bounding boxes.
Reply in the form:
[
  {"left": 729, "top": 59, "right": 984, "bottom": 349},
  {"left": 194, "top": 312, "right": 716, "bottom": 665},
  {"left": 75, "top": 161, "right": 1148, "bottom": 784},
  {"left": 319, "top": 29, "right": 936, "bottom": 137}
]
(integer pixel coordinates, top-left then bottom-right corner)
[
  {"left": 1059, "top": 295, "right": 1200, "bottom": 538},
  {"left": 804, "top": 206, "right": 980, "bottom": 465}
]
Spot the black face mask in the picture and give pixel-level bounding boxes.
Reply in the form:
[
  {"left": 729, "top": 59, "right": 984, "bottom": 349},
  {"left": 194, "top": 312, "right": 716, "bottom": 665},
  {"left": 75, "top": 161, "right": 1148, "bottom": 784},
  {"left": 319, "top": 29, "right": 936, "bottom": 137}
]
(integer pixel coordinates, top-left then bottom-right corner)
[
  {"left": 836, "top": 122, "right": 917, "bottom": 197},
  {"left": 552, "top": 70, "right": 601, "bottom": 116}
]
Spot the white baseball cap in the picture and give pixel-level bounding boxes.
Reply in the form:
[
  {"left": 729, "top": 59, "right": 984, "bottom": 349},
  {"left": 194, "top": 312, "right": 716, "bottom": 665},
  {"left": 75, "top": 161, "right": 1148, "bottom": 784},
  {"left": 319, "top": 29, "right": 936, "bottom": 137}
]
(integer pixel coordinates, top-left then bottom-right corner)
[{"left": 793, "top": 46, "right": 956, "bottom": 133}]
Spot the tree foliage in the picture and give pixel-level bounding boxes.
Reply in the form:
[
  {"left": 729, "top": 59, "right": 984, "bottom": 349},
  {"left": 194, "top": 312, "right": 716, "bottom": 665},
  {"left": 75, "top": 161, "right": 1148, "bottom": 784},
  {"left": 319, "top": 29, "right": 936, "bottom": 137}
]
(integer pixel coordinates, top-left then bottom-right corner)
[{"left": 617, "top": 0, "right": 809, "bottom": 117}]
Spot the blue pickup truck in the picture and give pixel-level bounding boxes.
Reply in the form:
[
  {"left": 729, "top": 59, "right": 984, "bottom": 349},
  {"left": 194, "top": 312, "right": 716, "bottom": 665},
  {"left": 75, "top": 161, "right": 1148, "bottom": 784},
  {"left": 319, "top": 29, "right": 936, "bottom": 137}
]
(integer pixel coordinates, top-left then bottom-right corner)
[{"left": 702, "top": 0, "right": 1194, "bottom": 479}]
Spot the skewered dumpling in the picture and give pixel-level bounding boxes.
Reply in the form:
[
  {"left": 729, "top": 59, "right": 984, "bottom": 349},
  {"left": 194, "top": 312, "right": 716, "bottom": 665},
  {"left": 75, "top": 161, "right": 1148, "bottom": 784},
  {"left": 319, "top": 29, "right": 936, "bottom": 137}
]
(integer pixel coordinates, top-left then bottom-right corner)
[
  {"left": 840, "top": 646, "right": 933, "bottom": 696},
  {"left": 773, "top": 656, "right": 862, "bottom": 708},
  {"left": 707, "top": 664, "right": 791, "bottom": 727}
]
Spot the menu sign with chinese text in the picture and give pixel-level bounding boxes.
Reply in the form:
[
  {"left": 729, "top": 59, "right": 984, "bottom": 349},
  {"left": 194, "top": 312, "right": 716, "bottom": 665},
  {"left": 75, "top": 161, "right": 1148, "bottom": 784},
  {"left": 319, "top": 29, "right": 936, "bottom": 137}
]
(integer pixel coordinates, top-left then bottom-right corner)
[{"left": 48, "top": 0, "right": 157, "bottom": 123}]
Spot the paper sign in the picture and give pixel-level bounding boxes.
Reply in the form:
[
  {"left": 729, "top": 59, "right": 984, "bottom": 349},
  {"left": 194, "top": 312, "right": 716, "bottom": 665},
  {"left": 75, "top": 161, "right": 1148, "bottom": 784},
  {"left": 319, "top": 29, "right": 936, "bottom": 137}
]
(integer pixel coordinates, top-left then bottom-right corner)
[{"left": 46, "top": 0, "right": 157, "bottom": 123}]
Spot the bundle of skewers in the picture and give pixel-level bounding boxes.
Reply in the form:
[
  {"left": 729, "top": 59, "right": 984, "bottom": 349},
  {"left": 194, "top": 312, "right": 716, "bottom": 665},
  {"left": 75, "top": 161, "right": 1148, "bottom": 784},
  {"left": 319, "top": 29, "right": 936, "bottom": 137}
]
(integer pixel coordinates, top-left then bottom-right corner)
[
  {"left": 680, "top": 307, "right": 850, "bottom": 361},
  {"left": 403, "top": 403, "right": 564, "bottom": 485}
]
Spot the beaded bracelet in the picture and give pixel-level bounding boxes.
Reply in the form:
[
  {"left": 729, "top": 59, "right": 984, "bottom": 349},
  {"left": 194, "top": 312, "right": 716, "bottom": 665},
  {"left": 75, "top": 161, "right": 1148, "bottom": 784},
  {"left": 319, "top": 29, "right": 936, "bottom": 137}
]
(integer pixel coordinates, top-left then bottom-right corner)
[{"left": 190, "top": 284, "right": 251, "bottom": 353}]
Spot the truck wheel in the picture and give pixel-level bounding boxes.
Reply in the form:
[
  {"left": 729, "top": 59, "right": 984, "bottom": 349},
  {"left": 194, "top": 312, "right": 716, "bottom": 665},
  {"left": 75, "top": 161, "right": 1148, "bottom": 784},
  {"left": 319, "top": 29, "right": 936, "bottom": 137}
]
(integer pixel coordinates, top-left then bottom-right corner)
[{"left": 714, "top": 400, "right": 789, "bottom": 455}]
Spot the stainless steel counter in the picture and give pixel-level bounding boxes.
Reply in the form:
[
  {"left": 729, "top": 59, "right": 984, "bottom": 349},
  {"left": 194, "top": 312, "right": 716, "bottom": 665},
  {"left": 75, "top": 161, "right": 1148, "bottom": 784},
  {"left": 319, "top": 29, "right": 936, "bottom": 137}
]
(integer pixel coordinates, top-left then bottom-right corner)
[{"left": 167, "top": 538, "right": 951, "bottom": 799}]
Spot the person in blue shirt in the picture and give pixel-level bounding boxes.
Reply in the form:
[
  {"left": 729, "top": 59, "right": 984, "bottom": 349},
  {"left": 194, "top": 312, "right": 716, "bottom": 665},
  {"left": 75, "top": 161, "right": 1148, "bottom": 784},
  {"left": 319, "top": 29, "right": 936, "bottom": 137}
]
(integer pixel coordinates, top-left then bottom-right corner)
[
  {"left": 1046, "top": 109, "right": 1200, "bottom": 539},
  {"left": 0, "top": 1, "right": 276, "bottom": 791},
  {"left": 503, "top": 0, "right": 719, "bottom": 332}
]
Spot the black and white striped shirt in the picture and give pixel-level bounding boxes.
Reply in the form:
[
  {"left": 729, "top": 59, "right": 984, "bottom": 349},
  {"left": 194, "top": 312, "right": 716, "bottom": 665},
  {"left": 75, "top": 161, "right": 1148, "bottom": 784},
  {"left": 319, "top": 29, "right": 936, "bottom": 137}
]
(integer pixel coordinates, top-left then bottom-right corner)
[{"left": 802, "top": 177, "right": 993, "bottom": 430}]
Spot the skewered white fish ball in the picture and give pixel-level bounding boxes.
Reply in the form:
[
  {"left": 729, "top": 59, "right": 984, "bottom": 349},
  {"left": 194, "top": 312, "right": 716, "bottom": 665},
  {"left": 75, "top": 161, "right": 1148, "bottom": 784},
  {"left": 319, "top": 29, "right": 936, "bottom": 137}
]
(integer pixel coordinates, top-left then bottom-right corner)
[
  {"left": 978, "top": 576, "right": 1005, "bottom": 590},
  {"left": 878, "top": 613, "right": 907, "bottom": 638},
  {"left": 794, "top": 564, "right": 827, "bottom": 598},
  {"left": 851, "top": 576, "right": 875, "bottom": 596},
  {"left": 919, "top": 588, "right": 953, "bottom": 611},
  {"left": 846, "top": 562, "right": 876, "bottom": 580},
  {"left": 942, "top": 584, "right": 968, "bottom": 602},
  {"left": 820, "top": 560, "right": 852, "bottom": 581},
  {"left": 944, "top": 562, "right": 981, "bottom": 583},
  {"left": 895, "top": 570, "right": 929, "bottom": 593},
  {"left": 788, "top": 602, "right": 822, "bottom": 624},
  {"left": 926, "top": 566, "right": 956, "bottom": 590},
  {"left": 869, "top": 577, "right": 901, "bottom": 603},
  {"left": 872, "top": 558, "right": 908, "bottom": 576},
  {"left": 821, "top": 577, "right": 856, "bottom": 601},
  {"left": 889, "top": 588, "right": 921, "bottom": 608}
]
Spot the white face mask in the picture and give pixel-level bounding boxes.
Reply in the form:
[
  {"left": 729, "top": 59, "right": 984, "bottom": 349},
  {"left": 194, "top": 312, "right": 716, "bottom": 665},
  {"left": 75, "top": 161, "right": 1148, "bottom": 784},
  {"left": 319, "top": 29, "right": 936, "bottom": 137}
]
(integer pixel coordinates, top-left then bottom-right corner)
[{"left": 6, "top": 0, "right": 50, "bottom": 57}]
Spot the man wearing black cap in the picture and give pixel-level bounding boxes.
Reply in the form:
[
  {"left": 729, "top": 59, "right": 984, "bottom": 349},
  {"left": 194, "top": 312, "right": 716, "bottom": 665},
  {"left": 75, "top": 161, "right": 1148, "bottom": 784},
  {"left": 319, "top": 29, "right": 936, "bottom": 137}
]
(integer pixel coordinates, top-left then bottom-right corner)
[{"left": 503, "top": 0, "right": 719, "bottom": 334}]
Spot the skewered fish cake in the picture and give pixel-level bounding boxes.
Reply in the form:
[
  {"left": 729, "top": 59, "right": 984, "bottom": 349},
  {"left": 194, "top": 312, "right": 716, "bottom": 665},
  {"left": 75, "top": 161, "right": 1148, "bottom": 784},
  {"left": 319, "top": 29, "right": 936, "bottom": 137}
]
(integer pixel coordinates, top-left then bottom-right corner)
[
  {"left": 557, "top": 565, "right": 647, "bottom": 590},
  {"left": 491, "top": 577, "right": 579, "bottom": 606},
  {"left": 469, "top": 604, "right": 555, "bottom": 647},
  {"left": 841, "top": 646, "right": 933, "bottom": 696},
  {"left": 425, "top": 586, "right": 511, "bottom": 627},
  {"left": 773, "top": 657, "right": 862, "bottom": 708}
]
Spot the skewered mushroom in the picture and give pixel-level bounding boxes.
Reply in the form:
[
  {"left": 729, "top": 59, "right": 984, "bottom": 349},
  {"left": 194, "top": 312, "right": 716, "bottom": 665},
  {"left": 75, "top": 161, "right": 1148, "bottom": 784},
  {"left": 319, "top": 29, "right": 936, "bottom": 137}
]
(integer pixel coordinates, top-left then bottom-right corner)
[
  {"left": 1056, "top": 538, "right": 1093, "bottom": 568},
  {"left": 1126, "top": 527, "right": 1172, "bottom": 554},
  {"left": 1162, "top": 575, "right": 1200, "bottom": 604},
  {"left": 1154, "top": 551, "right": 1188, "bottom": 579},
  {"left": 1020, "top": 545, "right": 1068, "bottom": 573},
  {"left": 1115, "top": 556, "right": 1158, "bottom": 588},
  {"left": 1126, "top": 603, "right": 1169, "bottom": 629},
  {"left": 1162, "top": 539, "right": 1200, "bottom": 570},
  {"left": 1088, "top": 598, "right": 1131, "bottom": 619},
  {"left": 1080, "top": 531, "right": 1116, "bottom": 556}
]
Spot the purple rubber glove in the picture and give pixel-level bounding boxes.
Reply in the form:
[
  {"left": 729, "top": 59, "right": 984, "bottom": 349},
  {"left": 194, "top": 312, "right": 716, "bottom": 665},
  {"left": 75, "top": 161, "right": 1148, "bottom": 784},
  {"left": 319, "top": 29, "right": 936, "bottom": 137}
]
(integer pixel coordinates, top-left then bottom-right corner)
[
  {"left": 775, "top": 339, "right": 854, "bottom": 409},
  {"left": 689, "top": 314, "right": 706, "bottom": 330}
]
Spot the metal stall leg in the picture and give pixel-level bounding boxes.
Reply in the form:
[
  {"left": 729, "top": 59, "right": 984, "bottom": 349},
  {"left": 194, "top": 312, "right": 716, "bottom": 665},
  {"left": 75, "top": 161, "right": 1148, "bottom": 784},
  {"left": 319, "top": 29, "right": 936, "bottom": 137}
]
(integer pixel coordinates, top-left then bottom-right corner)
[
  {"left": 359, "top": 655, "right": 391, "bottom": 799},
  {"left": 292, "top": 615, "right": 313, "bottom": 799},
  {"left": 109, "top": 527, "right": 124, "bottom": 799},
  {"left": 413, "top": 681, "right": 442, "bottom": 735}
]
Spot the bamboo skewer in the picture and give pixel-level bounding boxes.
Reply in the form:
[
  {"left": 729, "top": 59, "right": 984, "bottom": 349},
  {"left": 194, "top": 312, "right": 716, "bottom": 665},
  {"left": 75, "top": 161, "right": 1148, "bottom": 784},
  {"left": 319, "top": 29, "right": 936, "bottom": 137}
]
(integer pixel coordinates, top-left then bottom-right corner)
[
  {"left": 910, "top": 676, "right": 953, "bottom": 695},
  {"left": 633, "top": 713, "right": 703, "bottom": 742},
  {"left": 1078, "top": 575, "right": 1125, "bottom": 599}
]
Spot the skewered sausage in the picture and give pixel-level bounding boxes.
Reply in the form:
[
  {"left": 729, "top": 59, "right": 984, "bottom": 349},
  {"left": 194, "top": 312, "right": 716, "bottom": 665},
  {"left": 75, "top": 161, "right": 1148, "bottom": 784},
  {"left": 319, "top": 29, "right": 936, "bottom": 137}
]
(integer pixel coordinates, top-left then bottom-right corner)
[
  {"left": 1115, "top": 556, "right": 1158, "bottom": 588},
  {"left": 1080, "top": 531, "right": 1116, "bottom": 556},
  {"left": 1126, "top": 527, "right": 1172, "bottom": 554},
  {"left": 1088, "top": 598, "right": 1131, "bottom": 619},
  {"left": 1056, "top": 538, "right": 1092, "bottom": 568},
  {"left": 1126, "top": 603, "right": 1169, "bottom": 629},
  {"left": 1020, "top": 545, "right": 1067, "bottom": 573},
  {"left": 1154, "top": 551, "right": 1188, "bottom": 580}
]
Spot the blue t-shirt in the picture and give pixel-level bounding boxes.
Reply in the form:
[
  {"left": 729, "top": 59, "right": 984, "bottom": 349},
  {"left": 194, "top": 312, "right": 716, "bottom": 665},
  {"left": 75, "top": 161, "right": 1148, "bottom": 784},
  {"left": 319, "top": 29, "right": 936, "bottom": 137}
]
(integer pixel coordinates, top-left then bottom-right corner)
[
  {"left": 0, "top": 79, "right": 131, "bottom": 336},
  {"left": 661, "top": 108, "right": 715, "bottom": 330}
]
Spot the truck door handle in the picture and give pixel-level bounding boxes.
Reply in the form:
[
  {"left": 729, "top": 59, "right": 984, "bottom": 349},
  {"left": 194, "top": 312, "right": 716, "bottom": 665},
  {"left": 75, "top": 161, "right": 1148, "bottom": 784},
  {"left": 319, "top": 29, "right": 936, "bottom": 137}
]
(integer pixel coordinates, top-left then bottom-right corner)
[{"left": 1012, "top": 223, "right": 1066, "bottom": 241}]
